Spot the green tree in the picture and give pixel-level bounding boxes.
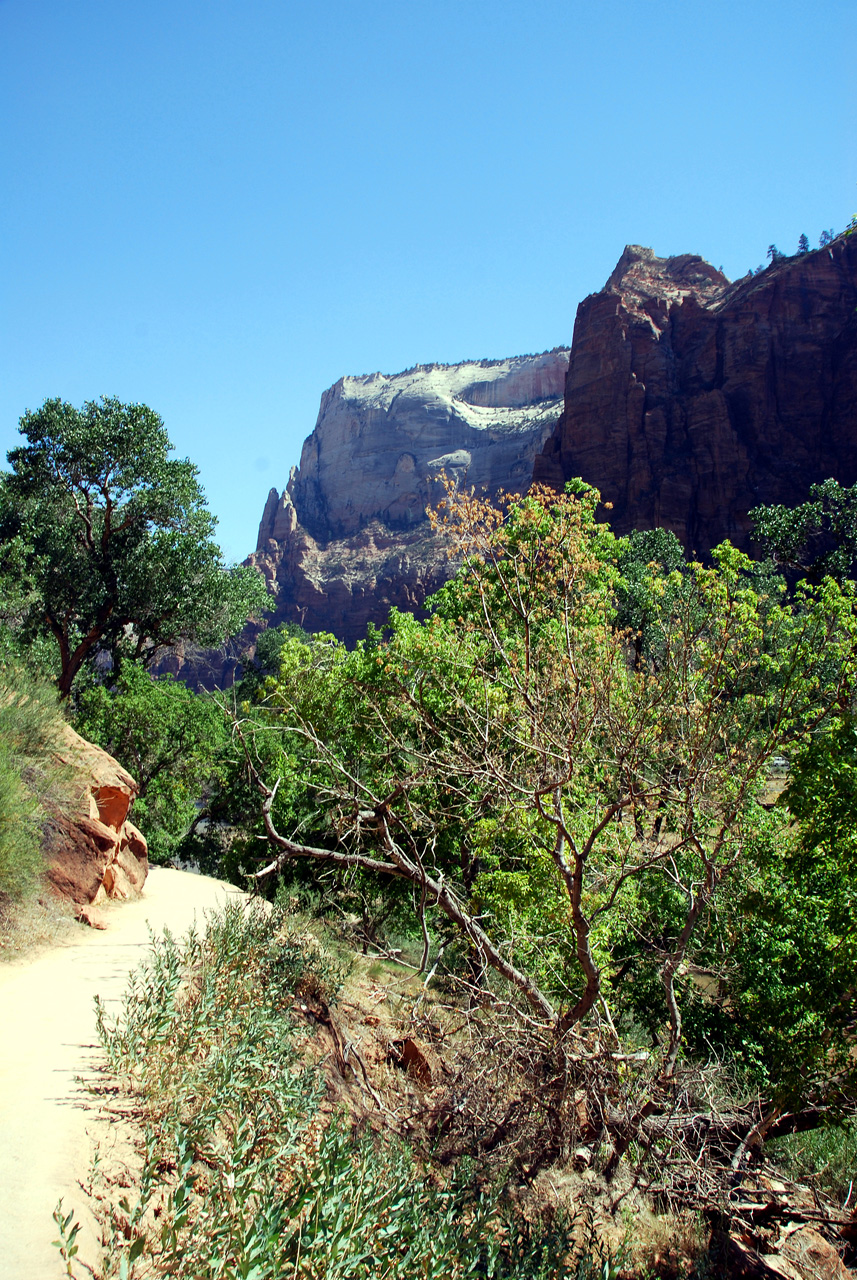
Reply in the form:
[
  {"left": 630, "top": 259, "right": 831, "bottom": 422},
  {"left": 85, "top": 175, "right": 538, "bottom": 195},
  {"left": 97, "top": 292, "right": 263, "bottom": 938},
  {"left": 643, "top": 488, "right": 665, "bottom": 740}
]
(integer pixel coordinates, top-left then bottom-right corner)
[
  {"left": 236, "top": 622, "right": 311, "bottom": 700},
  {"left": 797, "top": 233, "right": 810, "bottom": 254},
  {"left": 74, "top": 664, "right": 229, "bottom": 864},
  {"left": 614, "top": 525, "right": 686, "bottom": 667},
  {"left": 0, "top": 397, "right": 269, "bottom": 697},
  {"left": 234, "top": 483, "right": 857, "bottom": 1183},
  {"left": 750, "top": 478, "right": 857, "bottom": 583}
]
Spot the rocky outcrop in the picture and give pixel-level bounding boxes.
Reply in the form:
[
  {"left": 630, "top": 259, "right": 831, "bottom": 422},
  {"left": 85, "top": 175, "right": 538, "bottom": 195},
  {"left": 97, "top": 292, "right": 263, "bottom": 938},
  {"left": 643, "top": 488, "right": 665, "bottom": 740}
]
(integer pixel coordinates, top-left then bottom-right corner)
[
  {"left": 43, "top": 725, "right": 148, "bottom": 909},
  {"left": 181, "top": 234, "right": 856, "bottom": 677},
  {"left": 534, "top": 236, "right": 857, "bottom": 553},
  {"left": 250, "top": 352, "right": 569, "bottom": 646}
]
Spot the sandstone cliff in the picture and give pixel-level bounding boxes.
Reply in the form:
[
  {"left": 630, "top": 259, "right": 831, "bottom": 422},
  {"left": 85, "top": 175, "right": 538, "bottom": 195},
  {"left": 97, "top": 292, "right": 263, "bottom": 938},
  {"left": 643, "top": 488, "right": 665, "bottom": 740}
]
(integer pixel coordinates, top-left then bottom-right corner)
[
  {"left": 189, "top": 233, "right": 856, "bottom": 674},
  {"left": 250, "top": 352, "right": 569, "bottom": 646},
  {"left": 534, "top": 236, "right": 857, "bottom": 553}
]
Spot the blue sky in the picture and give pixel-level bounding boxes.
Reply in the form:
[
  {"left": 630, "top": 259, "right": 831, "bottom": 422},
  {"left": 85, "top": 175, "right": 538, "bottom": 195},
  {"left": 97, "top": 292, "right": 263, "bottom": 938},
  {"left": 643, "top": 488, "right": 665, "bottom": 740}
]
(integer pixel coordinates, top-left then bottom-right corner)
[{"left": 1, "top": 0, "right": 855, "bottom": 561}]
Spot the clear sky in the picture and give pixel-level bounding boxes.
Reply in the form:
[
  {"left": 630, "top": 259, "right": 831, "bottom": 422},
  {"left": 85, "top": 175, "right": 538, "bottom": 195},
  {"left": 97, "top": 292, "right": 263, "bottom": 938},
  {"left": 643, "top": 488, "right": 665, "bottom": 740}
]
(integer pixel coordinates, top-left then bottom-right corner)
[{"left": 1, "top": 0, "right": 855, "bottom": 562}]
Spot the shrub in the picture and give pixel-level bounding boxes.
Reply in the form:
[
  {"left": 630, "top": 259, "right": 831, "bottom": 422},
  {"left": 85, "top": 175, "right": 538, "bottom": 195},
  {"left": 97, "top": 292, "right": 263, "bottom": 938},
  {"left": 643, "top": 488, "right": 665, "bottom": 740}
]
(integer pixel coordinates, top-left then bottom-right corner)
[
  {"left": 94, "top": 902, "right": 621, "bottom": 1279},
  {"left": 0, "top": 664, "right": 64, "bottom": 900},
  {"left": 74, "top": 665, "right": 229, "bottom": 865}
]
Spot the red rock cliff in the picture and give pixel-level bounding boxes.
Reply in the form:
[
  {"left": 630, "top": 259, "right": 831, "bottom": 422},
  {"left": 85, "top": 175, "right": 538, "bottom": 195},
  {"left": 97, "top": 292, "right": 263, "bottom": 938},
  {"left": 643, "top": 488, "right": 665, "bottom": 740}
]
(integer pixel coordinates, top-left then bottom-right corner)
[{"left": 533, "top": 236, "right": 857, "bottom": 553}]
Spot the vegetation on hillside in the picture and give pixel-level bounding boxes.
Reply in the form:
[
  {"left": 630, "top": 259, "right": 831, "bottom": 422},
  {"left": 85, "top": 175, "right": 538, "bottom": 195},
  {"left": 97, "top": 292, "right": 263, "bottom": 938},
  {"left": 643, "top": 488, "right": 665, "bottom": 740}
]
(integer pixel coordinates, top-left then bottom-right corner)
[
  {"left": 193, "top": 478, "right": 857, "bottom": 1266},
  {"left": 2, "top": 389, "right": 856, "bottom": 1271},
  {"left": 90, "top": 900, "right": 630, "bottom": 1280},
  {"left": 0, "top": 663, "right": 66, "bottom": 902}
]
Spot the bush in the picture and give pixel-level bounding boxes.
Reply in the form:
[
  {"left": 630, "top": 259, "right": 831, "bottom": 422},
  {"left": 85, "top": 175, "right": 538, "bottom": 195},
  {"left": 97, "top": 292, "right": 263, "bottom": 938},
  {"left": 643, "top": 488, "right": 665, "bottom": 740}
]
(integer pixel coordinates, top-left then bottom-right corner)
[
  {"left": 0, "top": 740, "right": 42, "bottom": 899},
  {"left": 0, "top": 664, "right": 64, "bottom": 900},
  {"left": 94, "top": 902, "right": 622, "bottom": 1279},
  {"left": 768, "top": 1122, "right": 857, "bottom": 1204},
  {"left": 74, "top": 665, "right": 229, "bottom": 865}
]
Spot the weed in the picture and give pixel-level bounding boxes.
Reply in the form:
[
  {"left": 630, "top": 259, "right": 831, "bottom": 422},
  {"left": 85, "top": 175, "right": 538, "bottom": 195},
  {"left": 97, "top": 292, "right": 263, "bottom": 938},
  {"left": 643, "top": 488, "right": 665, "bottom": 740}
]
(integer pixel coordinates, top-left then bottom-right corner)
[{"left": 52, "top": 1198, "right": 82, "bottom": 1278}]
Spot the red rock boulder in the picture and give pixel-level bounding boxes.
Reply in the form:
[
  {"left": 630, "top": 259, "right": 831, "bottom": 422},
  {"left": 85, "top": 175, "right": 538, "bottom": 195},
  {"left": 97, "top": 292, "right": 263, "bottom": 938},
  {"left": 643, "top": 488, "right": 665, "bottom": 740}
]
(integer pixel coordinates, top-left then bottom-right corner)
[{"left": 43, "top": 725, "right": 148, "bottom": 907}]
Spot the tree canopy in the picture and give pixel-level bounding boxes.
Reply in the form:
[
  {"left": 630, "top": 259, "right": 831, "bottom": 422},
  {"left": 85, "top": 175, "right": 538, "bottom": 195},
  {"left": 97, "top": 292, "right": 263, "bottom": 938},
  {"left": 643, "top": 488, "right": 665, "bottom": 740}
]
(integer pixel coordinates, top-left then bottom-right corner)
[
  {"left": 231, "top": 480, "right": 857, "bottom": 1185},
  {"left": 750, "top": 478, "right": 857, "bottom": 583},
  {"left": 0, "top": 396, "right": 269, "bottom": 696}
]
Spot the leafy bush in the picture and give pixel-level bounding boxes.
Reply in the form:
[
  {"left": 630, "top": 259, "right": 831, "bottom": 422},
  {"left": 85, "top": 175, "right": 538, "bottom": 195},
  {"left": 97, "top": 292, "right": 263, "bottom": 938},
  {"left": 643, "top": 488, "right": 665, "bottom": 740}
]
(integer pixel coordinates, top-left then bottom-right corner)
[
  {"left": 0, "top": 664, "right": 64, "bottom": 900},
  {"left": 95, "top": 902, "right": 621, "bottom": 1279},
  {"left": 74, "top": 664, "right": 229, "bottom": 864}
]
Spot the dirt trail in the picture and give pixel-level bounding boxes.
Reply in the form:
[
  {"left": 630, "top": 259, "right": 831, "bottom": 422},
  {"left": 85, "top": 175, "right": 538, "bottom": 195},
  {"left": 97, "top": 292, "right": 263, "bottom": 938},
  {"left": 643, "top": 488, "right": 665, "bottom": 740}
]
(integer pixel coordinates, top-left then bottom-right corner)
[{"left": 0, "top": 867, "right": 248, "bottom": 1280}]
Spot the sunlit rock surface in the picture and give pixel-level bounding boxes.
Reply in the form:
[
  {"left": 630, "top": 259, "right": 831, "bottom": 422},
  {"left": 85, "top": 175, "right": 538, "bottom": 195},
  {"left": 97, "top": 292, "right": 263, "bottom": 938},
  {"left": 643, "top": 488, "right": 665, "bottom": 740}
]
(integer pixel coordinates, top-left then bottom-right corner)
[{"left": 251, "top": 351, "right": 570, "bottom": 646}]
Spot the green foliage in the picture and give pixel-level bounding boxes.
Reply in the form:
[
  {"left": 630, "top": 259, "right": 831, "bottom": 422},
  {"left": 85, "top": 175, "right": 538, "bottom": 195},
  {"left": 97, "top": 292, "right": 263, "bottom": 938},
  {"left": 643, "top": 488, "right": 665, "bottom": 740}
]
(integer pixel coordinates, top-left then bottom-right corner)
[
  {"left": 615, "top": 526, "right": 686, "bottom": 664},
  {"left": 750, "top": 478, "right": 857, "bottom": 583},
  {"left": 237, "top": 621, "right": 311, "bottom": 699},
  {"left": 611, "top": 801, "right": 856, "bottom": 1102},
  {"left": 96, "top": 902, "right": 612, "bottom": 1279},
  {"left": 735, "top": 715, "right": 857, "bottom": 1098},
  {"left": 0, "top": 396, "right": 269, "bottom": 696},
  {"left": 52, "top": 1199, "right": 82, "bottom": 1277},
  {"left": 0, "top": 740, "right": 43, "bottom": 900},
  {"left": 786, "top": 713, "right": 857, "bottom": 849},
  {"left": 0, "top": 663, "right": 65, "bottom": 900},
  {"left": 768, "top": 1120, "right": 857, "bottom": 1204},
  {"left": 249, "top": 480, "right": 857, "bottom": 1121},
  {"left": 74, "top": 664, "right": 229, "bottom": 864}
]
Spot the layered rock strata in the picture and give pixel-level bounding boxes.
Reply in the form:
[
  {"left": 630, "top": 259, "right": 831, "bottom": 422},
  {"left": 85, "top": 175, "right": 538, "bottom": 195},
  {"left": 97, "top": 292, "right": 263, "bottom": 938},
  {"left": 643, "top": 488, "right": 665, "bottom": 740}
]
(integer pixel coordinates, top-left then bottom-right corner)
[
  {"left": 250, "top": 352, "right": 569, "bottom": 647},
  {"left": 43, "top": 725, "right": 148, "bottom": 909},
  {"left": 534, "top": 236, "right": 857, "bottom": 553}
]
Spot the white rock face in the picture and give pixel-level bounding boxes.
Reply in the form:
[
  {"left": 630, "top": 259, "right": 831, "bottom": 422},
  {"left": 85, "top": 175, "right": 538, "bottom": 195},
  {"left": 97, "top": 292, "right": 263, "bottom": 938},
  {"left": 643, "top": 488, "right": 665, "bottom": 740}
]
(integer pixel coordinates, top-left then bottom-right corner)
[
  {"left": 250, "top": 349, "right": 569, "bottom": 646},
  {"left": 258, "top": 350, "right": 570, "bottom": 548}
]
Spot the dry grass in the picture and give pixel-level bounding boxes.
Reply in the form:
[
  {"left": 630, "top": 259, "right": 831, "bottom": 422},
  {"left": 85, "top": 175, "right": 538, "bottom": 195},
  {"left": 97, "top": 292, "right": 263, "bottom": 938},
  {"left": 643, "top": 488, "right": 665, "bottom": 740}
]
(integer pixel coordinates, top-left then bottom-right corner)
[{"left": 0, "top": 887, "right": 81, "bottom": 961}]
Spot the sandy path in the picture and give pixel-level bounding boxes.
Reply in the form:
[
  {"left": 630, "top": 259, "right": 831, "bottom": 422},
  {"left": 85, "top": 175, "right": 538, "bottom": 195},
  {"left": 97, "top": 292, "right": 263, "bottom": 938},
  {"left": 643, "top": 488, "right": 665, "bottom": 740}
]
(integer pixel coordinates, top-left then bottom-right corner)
[{"left": 0, "top": 867, "right": 248, "bottom": 1280}]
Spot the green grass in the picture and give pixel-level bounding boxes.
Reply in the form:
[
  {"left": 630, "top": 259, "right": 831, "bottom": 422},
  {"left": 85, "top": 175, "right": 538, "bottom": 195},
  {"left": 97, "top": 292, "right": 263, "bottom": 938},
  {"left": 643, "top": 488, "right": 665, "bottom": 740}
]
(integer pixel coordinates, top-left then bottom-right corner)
[{"left": 0, "top": 663, "right": 67, "bottom": 903}]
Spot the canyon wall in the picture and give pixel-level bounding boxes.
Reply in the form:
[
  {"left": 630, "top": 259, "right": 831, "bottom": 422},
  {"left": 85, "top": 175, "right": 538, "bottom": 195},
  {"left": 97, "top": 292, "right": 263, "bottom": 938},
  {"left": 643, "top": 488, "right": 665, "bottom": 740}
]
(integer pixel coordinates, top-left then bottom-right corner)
[
  {"left": 184, "top": 231, "right": 856, "bottom": 682},
  {"left": 249, "top": 352, "right": 570, "bottom": 647},
  {"left": 534, "top": 235, "right": 857, "bottom": 553}
]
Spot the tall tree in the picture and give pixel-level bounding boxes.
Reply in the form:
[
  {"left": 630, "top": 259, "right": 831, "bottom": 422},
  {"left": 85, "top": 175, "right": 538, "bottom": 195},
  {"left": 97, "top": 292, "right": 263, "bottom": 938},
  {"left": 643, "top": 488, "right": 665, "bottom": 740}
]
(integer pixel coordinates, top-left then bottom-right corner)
[
  {"left": 236, "top": 483, "right": 857, "bottom": 1182},
  {"left": 0, "top": 397, "right": 269, "bottom": 697}
]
